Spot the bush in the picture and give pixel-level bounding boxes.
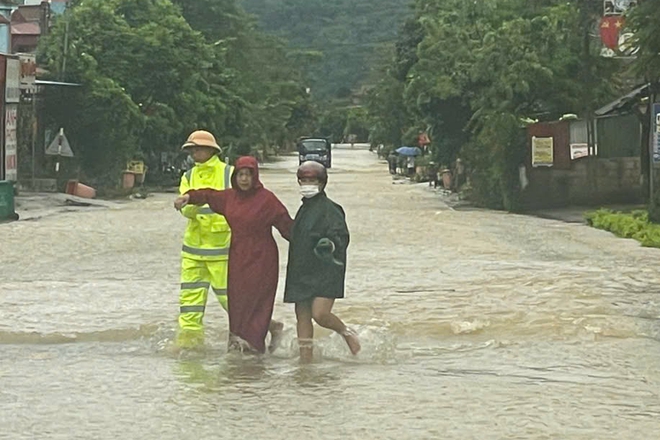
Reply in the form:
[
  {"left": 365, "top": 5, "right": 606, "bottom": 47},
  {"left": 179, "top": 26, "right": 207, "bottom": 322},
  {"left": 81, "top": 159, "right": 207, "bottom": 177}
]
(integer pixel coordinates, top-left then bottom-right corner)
[
  {"left": 585, "top": 209, "right": 660, "bottom": 248},
  {"left": 461, "top": 112, "right": 526, "bottom": 212}
]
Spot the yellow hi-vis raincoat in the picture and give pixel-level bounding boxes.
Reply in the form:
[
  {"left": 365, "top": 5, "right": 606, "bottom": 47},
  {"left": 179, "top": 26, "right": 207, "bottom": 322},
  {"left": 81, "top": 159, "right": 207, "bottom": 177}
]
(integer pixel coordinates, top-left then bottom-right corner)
[{"left": 177, "top": 155, "right": 233, "bottom": 338}]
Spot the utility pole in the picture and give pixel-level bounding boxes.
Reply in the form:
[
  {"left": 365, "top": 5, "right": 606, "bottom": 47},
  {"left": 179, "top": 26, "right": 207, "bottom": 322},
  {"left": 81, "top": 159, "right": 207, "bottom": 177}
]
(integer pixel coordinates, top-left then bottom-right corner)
[
  {"left": 577, "top": 0, "right": 598, "bottom": 156},
  {"left": 61, "top": 13, "right": 69, "bottom": 80},
  {"left": 650, "top": 91, "right": 658, "bottom": 213},
  {"left": 31, "top": 93, "right": 36, "bottom": 189}
]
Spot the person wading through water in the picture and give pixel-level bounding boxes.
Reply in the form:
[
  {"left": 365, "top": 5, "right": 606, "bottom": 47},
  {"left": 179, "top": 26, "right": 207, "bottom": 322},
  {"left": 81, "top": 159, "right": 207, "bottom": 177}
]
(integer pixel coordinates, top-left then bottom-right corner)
[
  {"left": 284, "top": 161, "right": 360, "bottom": 362},
  {"left": 175, "top": 156, "right": 292, "bottom": 353}
]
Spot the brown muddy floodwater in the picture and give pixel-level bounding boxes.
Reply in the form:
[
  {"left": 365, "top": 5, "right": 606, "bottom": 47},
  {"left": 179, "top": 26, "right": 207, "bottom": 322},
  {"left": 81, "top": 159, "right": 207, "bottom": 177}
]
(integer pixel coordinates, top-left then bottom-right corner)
[{"left": 1, "top": 146, "right": 659, "bottom": 439}]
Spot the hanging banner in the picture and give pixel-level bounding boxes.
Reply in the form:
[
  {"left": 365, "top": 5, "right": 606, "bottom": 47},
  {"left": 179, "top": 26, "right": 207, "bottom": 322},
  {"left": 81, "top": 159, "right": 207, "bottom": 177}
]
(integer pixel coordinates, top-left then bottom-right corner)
[
  {"left": 18, "top": 53, "right": 37, "bottom": 93},
  {"left": 532, "top": 136, "right": 554, "bottom": 167},
  {"left": 5, "top": 58, "right": 20, "bottom": 103},
  {"left": 4, "top": 104, "right": 18, "bottom": 181}
]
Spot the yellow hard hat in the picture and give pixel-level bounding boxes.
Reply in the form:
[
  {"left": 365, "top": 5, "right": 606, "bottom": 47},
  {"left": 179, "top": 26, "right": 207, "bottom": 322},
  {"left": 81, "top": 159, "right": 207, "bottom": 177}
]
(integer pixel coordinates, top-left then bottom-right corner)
[{"left": 181, "top": 130, "right": 221, "bottom": 151}]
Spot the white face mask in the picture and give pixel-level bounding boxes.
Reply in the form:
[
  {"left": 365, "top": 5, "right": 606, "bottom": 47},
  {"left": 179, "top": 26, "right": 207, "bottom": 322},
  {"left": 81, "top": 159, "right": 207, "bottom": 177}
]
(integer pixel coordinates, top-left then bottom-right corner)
[{"left": 300, "top": 184, "right": 320, "bottom": 198}]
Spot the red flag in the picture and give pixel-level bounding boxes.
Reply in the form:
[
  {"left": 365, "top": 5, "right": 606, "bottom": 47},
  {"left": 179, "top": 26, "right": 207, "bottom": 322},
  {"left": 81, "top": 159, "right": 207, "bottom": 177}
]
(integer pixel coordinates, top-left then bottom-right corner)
[{"left": 600, "top": 16, "right": 625, "bottom": 50}]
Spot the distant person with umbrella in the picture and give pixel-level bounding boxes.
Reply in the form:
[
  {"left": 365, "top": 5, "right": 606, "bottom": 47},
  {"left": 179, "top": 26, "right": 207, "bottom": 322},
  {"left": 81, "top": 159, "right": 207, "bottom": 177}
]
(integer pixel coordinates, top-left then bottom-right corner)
[{"left": 395, "top": 147, "right": 421, "bottom": 177}]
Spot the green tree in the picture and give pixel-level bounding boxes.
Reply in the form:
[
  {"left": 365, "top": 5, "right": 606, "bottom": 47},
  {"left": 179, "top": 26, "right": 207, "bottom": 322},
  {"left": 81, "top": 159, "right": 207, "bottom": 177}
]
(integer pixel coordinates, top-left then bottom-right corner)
[
  {"left": 37, "top": 0, "right": 314, "bottom": 186},
  {"left": 173, "top": 0, "right": 315, "bottom": 152},
  {"left": 368, "top": 0, "right": 621, "bottom": 209},
  {"left": 628, "top": 0, "right": 660, "bottom": 84},
  {"left": 366, "top": 76, "right": 410, "bottom": 147},
  {"left": 628, "top": 0, "right": 660, "bottom": 220},
  {"left": 240, "top": 0, "right": 413, "bottom": 99}
]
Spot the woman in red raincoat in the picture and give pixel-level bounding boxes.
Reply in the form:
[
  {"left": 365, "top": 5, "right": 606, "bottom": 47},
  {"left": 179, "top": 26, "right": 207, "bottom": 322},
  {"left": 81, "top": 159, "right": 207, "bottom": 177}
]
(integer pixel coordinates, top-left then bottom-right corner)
[{"left": 174, "top": 156, "right": 293, "bottom": 353}]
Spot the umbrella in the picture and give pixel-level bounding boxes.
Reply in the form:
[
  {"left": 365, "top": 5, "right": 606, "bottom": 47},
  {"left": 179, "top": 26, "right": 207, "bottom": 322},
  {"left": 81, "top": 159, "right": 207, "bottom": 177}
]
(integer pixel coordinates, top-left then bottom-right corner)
[{"left": 395, "top": 146, "right": 422, "bottom": 156}]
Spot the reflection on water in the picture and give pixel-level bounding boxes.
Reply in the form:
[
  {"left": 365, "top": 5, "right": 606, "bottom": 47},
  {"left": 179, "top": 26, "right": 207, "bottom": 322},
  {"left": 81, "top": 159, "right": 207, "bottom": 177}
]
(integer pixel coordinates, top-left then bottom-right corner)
[
  {"left": 175, "top": 356, "right": 269, "bottom": 392},
  {"left": 174, "top": 353, "right": 344, "bottom": 393}
]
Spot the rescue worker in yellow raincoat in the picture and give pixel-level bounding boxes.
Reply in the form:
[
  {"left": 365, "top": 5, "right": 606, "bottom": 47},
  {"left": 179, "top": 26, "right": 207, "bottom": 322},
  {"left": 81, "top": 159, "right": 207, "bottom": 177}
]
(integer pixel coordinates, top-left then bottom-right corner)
[{"left": 177, "top": 130, "right": 232, "bottom": 346}]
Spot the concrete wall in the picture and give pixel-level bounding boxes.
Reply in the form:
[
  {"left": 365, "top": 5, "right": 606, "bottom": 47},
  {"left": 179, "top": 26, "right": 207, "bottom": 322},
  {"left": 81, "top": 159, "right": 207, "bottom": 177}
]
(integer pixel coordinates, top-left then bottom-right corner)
[{"left": 521, "top": 156, "right": 643, "bottom": 209}]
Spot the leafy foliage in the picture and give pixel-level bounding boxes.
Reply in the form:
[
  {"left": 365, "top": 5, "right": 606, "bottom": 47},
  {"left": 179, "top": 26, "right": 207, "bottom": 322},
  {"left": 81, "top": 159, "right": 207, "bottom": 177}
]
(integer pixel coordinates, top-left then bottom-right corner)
[
  {"left": 173, "top": 0, "right": 316, "bottom": 149},
  {"left": 367, "top": 0, "right": 623, "bottom": 209},
  {"left": 239, "top": 0, "right": 413, "bottom": 99},
  {"left": 38, "top": 0, "right": 312, "bottom": 185},
  {"left": 627, "top": 0, "right": 660, "bottom": 83},
  {"left": 586, "top": 209, "right": 660, "bottom": 247}
]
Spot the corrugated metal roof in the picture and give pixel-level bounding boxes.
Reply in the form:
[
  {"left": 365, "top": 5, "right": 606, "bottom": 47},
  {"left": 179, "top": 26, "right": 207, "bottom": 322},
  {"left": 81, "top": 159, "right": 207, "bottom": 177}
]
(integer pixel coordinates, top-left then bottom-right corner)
[{"left": 594, "top": 83, "right": 651, "bottom": 117}]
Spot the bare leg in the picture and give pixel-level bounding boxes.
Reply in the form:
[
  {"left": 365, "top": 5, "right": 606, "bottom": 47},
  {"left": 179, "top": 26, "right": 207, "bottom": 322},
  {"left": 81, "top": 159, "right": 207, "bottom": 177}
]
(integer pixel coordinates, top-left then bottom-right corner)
[
  {"left": 311, "top": 298, "right": 361, "bottom": 355},
  {"left": 295, "top": 301, "right": 314, "bottom": 363},
  {"left": 268, "top": 319, "right": 284, "bottom": 353}
]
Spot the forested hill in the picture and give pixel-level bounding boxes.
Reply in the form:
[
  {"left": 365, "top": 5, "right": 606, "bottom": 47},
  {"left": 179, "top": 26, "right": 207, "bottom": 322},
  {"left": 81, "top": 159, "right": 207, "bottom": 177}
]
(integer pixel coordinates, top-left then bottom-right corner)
[{"left": 240, "top": 0, "right": 413, "bottom": 99}]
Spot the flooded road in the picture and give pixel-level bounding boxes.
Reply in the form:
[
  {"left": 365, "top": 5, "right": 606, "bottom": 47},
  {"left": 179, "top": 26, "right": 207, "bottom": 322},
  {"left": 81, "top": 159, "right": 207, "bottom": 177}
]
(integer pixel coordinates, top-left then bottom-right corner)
[{"left": 1, "top": 146, "right": 659, "bottom": 439}]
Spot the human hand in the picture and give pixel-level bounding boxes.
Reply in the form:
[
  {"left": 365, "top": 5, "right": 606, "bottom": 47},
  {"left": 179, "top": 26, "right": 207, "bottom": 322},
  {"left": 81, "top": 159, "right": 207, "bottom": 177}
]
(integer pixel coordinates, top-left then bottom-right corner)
[
  {"left": 315, "top": 238, "right": 335, "bottom": 253},
  {"left": 314, "top": 238, "right": 343, "bottom": 266},
  {"left": 174, "top": 194, "right": 190, "bottom": 210}
]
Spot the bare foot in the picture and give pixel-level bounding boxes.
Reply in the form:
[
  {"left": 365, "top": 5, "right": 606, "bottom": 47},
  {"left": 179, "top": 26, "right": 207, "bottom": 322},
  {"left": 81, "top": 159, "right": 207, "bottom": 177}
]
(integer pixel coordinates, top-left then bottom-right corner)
[
  {"left": 342, "top": 328, "right": 361, "bottom": 355},
  {"left": 228, "top": 334, "right": 257, "bottom": 353},
  {"left": 227, "top": 335, "right": 242, "bottom": 352},
  {"left": 268, "top": 321, "right": 284, "bottom": 353},
  {"left": 298, "top": 338, "right": 314, "bottom": 363}
]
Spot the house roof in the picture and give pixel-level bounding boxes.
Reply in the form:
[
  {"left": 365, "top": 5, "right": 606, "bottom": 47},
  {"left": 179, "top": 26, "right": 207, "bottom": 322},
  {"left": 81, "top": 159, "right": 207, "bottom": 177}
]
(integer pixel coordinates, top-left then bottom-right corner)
[
  {"left": 595, "top": 83, "right": 651, "bottom": 117},
  {"left": 12, "top": 21, "right": 40, "bottom": 35},
  {"left": 13, "top": 5, "right": 42, "bottom": 23}
]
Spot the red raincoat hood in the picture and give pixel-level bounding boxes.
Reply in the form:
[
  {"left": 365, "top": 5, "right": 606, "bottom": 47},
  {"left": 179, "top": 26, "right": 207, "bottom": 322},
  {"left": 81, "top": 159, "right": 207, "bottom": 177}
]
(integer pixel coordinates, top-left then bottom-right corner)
[{"left": 232, "top": 156, "right": 263, "bottom": 194}]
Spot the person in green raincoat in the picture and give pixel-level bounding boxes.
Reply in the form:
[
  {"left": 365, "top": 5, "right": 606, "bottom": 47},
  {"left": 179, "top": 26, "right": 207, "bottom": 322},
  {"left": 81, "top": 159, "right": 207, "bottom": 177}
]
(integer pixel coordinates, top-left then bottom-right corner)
[{"left": 284, "top": 161, "right": 361, "bottom": 362}]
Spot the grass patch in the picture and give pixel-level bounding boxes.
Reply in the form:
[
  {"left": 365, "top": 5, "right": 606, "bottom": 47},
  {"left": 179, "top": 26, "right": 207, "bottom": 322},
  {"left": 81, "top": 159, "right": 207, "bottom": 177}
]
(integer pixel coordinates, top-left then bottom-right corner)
[{"left": 585, "top": 209, "right": 660, "bottom": 248}]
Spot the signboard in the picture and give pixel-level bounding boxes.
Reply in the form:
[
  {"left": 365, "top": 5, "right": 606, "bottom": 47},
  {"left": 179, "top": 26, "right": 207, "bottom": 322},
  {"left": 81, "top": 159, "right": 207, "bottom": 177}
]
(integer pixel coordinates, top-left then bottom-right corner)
[
  {"left": 532, "top": 136, "right": 554, "bottom": 167},
  {"left": 5, "top": 58, "right": 20, "bottom": 103},
  {"left": 45, "top": 128, "right": 74, "bottom": 157},
  {"left": 18, "top": 53, "right": 37, "bottom": 93},
  {"left": 4, "top": 105, "right": 18, "bottom": 181},
  {"left": 653, "top": 103, "right": 660, "bottom": 164},
  {"left": 570, "top": 143, "right": 589, "bottom": 160},
  {"left": 604, "top": 0, "right": 637, "bottom": 15}
]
